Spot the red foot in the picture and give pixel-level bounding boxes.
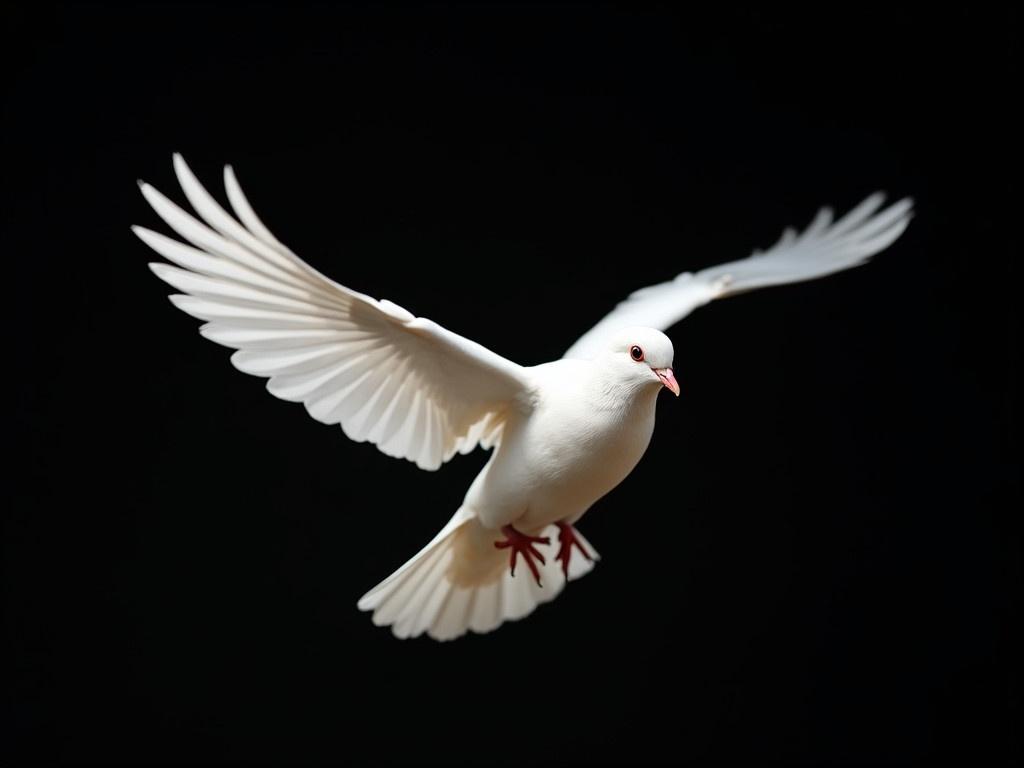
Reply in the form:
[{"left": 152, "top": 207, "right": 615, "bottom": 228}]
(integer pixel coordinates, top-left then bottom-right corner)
[
  {"left": 555, "top": 521, "right": 593, "bottom": 580},
  {"left": 494, "top": 525, "right": 550, "bottom": 586}
]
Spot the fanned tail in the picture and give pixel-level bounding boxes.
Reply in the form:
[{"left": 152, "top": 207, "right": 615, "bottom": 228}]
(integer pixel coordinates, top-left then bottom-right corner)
[{"left": 357, "top": 508, "right": 598, "bottom": 641}]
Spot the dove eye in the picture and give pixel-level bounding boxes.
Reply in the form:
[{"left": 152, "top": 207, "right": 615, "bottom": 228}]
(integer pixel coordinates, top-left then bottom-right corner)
[{"left": 630, "top": 345, "right": 645, "bottom": 362}]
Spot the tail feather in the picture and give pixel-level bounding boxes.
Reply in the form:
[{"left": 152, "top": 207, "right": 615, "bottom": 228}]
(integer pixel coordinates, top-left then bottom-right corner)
[
  {"left": 386, "top": 544, "right": 449, "bottom": 633},
  {"left": 357, "top": 507, "right": 472, "bottom": 614},
  {"left": 469, "top": 580, "right": 502, "bottom": 634},
  {"left": 358, "top": 509, "right": 599, "bottom": 641}
]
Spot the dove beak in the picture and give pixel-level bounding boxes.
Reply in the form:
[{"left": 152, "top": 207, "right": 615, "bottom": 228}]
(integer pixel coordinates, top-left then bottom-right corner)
[{"left": 654, "top": 367, "right": 680, "bottom": 397}]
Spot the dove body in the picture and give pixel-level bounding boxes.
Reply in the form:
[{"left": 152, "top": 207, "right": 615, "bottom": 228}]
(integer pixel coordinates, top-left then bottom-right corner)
[
  {"left": 467, "top": 342, "right": 668, "bottom": 534},
  {"left": 138, "top": 154, "right": 912, "bottom": 640}
]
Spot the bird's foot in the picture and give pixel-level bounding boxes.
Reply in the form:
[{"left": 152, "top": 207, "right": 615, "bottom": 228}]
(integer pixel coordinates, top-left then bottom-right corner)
[
  {"left": 494, "top": 525, "right": 550, "bottom": 587},
  {"left": 554, "top": 521, "right": 593, "bottom": 580}
]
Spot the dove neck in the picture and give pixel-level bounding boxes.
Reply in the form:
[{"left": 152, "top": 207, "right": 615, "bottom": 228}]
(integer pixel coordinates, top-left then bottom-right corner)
[{"left": 593, "top": 370, "right": 662, "bottom": 416}]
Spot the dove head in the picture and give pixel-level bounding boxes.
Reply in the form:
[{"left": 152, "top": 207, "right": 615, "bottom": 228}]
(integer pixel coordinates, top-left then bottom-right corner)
[{"left": 601, "top": 327, "right": 679, "bottom": 397}]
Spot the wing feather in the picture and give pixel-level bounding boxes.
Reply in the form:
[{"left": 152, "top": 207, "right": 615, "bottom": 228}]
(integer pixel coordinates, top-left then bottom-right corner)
[
  {"left": 139, "top": 155, "right": 533, "bottom": 470},
  {"left": 564, "top": 193, "right": 913, "bottom": 359}
]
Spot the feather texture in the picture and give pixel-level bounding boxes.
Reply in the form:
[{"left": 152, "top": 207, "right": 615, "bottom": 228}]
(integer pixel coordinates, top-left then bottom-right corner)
[
  {"left": 138, "top": 155, "right": 534, "bottom": 470},
  {"left": 358, "top": 510, "right": 599, "bottom": 641},
  {"left": 563, "top": 193, "right": 913, "bottom": 359},
  {"left": 137, "top": 155, "right": 912, "bottom": 641}
]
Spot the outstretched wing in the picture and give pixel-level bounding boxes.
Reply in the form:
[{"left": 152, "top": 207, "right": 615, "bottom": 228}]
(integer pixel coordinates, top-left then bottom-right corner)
[
  {"left": 564, "top": 193, "right": 913, "bottom": 359},
  {"left": 137, "top": 154, "right": 533, "bottom": 470}
]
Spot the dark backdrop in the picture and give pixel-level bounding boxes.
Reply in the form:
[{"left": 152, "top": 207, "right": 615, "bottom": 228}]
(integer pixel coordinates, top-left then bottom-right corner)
[{"left": 5, "top": 3, "right": 1020, "bottom": 764}]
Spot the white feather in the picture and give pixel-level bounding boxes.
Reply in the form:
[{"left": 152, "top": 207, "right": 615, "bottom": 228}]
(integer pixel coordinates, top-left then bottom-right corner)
[
  {"left": 138, "top": 154, "right": 533, "bottom": 470},
  {"left": 137, "top": 156, "right": 911, "bottom": 642},
  {"left": 564, "top": 193, "right": 913, "bottom": 359}
]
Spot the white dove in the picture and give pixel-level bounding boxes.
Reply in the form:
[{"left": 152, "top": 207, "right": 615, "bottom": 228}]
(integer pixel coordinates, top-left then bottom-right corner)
[{"left": 136, "top": 154, "right": 913, "bottom": 641}]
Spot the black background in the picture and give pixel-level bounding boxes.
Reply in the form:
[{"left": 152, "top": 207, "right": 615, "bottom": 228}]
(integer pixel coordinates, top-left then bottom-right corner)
[{"left": 5, "top": 3, "right": 1020, "bottom": 765}]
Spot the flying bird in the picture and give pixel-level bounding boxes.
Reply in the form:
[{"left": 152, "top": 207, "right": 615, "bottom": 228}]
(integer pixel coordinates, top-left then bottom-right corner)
[{"left": 136, "top": 154, "right": 913, "bottom": 640}]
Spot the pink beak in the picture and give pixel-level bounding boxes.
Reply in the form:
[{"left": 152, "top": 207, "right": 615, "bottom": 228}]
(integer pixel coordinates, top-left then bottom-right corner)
[{"left": 654, "top": 367, "right": 680, "bottom": 397}]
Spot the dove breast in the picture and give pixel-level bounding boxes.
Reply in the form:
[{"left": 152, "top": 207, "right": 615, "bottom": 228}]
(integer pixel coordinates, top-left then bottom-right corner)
[{"left": 465, "top": 358, "right": 660, "bottom": 532}]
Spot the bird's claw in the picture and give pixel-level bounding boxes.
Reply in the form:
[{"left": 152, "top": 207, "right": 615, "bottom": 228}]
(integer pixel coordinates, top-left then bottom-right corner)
[
  {"left": 494, "top": 525, "right": 550, "bottom": 586},
  {"left": 554, "top": 521, "right": 593, "bottom": 580}
]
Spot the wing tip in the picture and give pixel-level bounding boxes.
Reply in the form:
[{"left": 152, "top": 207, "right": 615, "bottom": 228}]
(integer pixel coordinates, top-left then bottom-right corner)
[
  {"left": 147, "top": 261, "right": 169, "bottom": 277},
  {"left": 172, "top": 151, "right": 189, "bottom": 177},
  {"left": 893, "top": 195, "right": 915, "bottom": 215},
  {"left": 166, "top": 293, "right": 187, "bottom": 312},
  {"left": 867, "top": 190, "right": 915, "bottom": 219},
  {"left": 865, "top": 189, "right": 887, "bottom": 206}
]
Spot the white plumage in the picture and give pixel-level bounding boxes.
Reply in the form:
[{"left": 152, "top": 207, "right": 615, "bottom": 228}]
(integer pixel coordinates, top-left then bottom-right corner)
[
  {"left": 137, "top": 154, "right": 912, "bottom": 640},
  {"left": 564, "top": 192, "right": 913, "bottom": 359},
  {"left": 137, "top": 155, "right": 526, "bottom": 471}
]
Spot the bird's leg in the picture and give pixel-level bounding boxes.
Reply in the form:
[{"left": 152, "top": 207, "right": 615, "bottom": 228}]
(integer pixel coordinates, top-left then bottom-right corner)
[
  {"left": 494, "top": 525, "right": 550, "bottom": 586},
  {"left": 554, "top": 521, "right": 593, "bottom": 580}
]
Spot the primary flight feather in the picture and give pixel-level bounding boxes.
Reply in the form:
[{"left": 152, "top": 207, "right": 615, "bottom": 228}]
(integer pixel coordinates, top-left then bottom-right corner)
[{"left": 137, "top": 154, "right": 912, "bottom": 640}]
